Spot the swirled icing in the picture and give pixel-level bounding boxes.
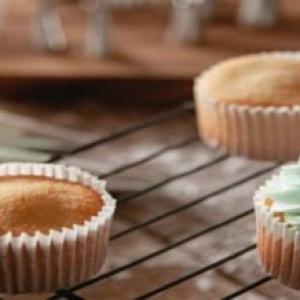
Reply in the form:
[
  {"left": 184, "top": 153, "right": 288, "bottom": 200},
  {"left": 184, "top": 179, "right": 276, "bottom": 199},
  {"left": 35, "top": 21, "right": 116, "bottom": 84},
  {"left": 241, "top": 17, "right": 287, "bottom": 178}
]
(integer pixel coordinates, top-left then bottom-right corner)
[{"left": 267, "top": 163, "right": 300, "bottom": 226}]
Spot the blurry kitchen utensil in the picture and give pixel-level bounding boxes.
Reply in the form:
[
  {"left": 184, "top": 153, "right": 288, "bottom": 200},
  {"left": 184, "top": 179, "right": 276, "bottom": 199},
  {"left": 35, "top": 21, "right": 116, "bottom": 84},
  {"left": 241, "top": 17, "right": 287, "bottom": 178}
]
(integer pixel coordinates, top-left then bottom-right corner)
[
  {"left": 166, "top": 0, "right": 215, "bottom": 43},
  {"left": 32, "top": 0, "right": 68, "bottom": 52},
  {"left": 84, "top": 0, "right": 111, "bottom": 57},
  {"left": 238, "top": 0, "right": 279, "bottom": 28}
]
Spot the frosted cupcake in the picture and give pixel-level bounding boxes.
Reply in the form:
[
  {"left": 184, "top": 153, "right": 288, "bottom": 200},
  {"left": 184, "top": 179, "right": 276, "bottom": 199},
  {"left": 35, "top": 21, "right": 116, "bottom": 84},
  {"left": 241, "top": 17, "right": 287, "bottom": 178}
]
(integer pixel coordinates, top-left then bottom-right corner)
[
  {"left": 194, "top": 52, "right": 300, "bottom": 161},
  {"left": 0, "top": 163, "right": 116, "bottom": 294},
  {"left": 254, "top": 162, "right": 300, "bottom": 288}
]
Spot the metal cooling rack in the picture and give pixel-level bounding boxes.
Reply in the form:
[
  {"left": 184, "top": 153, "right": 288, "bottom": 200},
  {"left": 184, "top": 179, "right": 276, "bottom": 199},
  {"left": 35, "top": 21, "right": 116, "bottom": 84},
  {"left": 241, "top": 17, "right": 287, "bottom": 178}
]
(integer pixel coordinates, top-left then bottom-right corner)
[{"left": 0, "top": 101, "right": 281, "bottom": 300}]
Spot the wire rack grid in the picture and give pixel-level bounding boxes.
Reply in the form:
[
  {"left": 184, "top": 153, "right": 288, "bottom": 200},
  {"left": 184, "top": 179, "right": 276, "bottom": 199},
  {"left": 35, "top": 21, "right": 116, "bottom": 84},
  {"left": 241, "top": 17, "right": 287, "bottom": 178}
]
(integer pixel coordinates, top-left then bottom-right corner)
[{"left": 0, "top": 101, "right": 285, "bottom": 300}]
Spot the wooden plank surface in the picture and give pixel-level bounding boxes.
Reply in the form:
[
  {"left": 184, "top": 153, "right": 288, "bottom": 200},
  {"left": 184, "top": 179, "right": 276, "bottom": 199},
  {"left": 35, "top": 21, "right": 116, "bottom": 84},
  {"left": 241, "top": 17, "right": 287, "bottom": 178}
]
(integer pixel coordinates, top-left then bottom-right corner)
[{"left": 0, "top": 99, "right": 299, "bottom": 300}]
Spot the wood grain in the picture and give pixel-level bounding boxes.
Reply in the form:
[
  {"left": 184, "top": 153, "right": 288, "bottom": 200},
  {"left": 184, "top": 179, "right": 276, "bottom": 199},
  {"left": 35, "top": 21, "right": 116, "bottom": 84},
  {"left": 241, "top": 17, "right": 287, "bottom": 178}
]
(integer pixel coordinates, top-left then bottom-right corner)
[{"left": 1, "top": 100, "right": 299, "bottom": 299}]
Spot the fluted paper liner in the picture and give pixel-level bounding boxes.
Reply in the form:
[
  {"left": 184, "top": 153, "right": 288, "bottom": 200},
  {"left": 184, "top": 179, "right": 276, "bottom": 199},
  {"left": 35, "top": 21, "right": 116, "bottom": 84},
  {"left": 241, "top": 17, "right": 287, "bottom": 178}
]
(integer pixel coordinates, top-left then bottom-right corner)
[
  {"left": 0, "top": 163, "right": 116, "bottom": 294},
  {"left": 194, "top": 52, "right": 300, "bottom": 161},
  {"left": 254, "top": 177, "right": 300, "bottom": 288}
]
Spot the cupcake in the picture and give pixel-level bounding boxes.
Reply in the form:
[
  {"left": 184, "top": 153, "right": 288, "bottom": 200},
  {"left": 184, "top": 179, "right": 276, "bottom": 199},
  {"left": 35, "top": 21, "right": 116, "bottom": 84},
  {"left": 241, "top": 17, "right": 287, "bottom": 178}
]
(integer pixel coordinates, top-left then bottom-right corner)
[
  {"left": 254, "top": 162, "right": 300, "bottom": 288},
  {"left": 194, "top": 52, "right": 300, "bottom": 161},
  {"left": 0, "top": 163, "right": 116, "bottom": 294}
]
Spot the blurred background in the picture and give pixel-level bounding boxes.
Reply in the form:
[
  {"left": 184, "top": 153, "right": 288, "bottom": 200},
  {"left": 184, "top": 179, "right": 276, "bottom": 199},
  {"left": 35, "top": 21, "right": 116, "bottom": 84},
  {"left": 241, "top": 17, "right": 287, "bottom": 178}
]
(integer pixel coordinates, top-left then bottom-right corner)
[
  {"left": 1, "top": 1, "right": 300, "bottom": 299},
  {"left": 1, "top": 0, "right": 300, "bottom": 102}
]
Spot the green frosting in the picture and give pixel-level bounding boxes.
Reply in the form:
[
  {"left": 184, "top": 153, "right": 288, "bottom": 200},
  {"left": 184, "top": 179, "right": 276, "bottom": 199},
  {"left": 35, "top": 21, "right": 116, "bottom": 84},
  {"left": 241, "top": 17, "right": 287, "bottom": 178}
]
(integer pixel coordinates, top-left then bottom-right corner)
[{"left": 267, "top": 163, "right": 300, "bottom": 227}]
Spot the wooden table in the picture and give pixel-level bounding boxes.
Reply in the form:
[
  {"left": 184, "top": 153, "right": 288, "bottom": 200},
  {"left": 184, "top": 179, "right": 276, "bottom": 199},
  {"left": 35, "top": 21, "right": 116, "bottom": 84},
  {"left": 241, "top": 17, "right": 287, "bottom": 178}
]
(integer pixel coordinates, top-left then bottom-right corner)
[{"left": 0, "top": 98, "right": 298, "bottom": 300}]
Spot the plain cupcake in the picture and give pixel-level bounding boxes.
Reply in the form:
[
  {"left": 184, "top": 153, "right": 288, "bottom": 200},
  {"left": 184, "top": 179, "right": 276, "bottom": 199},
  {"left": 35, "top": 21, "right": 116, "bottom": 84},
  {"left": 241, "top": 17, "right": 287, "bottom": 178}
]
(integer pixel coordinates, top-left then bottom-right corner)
[
  {"left": 0, "top": 162, "right": 116, "bottom": 294},
  {"left": 254, "top": 161, "right": 300, "bottom": 288},
  {"left": 194, "top": 52, "right": 300, "bottom": 161}
]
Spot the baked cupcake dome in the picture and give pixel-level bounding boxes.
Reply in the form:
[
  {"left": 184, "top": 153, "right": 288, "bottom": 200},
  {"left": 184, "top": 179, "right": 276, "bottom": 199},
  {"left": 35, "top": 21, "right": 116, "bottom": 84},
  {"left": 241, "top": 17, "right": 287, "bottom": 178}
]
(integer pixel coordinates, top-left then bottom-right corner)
[
  {"left": 254, "top": 162, "right": 300, "bottom": 288},
  {"left": 194, "top": 52, "right": 300, "bottom": 161},
  {"left": 0, "top": 176, "right": 103, "bottom": 236},
  {"left": 0, "top": 163, "right": 116, "bottom": 294}
]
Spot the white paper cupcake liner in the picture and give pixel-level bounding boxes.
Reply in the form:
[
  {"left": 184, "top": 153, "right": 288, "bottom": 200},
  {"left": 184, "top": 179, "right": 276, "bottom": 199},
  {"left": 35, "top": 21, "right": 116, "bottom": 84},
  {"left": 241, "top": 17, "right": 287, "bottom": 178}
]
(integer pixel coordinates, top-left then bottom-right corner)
[
  {"left": 254, "top": 179, "right": 300, "bottom": 288},
  {"left": 0, "top": 162, "right": 116, "bottom": 294},
  {"left": 194, "top": 52, "right": 300, "bottom": 161}
]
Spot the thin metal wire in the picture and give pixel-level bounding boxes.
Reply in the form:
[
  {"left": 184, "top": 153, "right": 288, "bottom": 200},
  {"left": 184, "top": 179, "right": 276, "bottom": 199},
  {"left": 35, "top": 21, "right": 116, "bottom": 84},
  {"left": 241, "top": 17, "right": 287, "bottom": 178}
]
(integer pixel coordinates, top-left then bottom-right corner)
[
  {"left": 111, "top": 207, "right": 253, "bottom": 241},
  {"left": 71, "top": 218, "right": 255, "bottom": 293},
  {"left": 118, "top": 154, "right": 229, "bottom": 204},
  {"left": 34, "top": 102, "right": 279, "bottom": 299},
  {"left": 135, "top": 244, "right": 256, "bottom": 300},
  {"left": 100, "top": 136, "right": 199, "bottom": 178},
  {"left": 48, "top": 101, "right": 194, "bottom": 163},
  {"left": 221, "top": 276, "right": 272, "bottom": 300},
  {"left": 112, "top": 163, "right": 279, "bottom": 240}
]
